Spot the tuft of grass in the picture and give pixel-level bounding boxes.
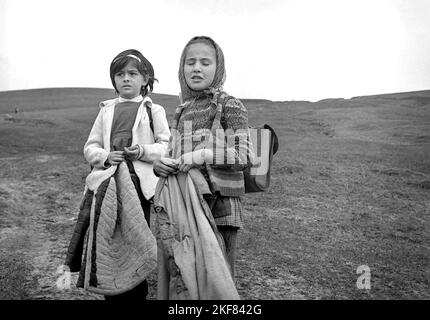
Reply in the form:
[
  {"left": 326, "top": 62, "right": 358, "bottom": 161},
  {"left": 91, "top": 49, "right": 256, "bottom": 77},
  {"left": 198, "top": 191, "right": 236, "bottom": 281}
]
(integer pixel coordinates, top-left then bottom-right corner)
[{"left": 0, "top": 251, "right": 36, "bottom": 299}]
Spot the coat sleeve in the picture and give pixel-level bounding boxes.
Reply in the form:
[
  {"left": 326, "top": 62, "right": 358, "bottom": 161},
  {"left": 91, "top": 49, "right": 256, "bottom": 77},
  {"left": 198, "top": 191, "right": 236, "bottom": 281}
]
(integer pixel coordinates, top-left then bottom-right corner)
[
  {"left": 139, "top": 104, "right": 170, "bottom": 162},
  {"left": 83, "top": 109, "right": 110, "bottom": 168}
]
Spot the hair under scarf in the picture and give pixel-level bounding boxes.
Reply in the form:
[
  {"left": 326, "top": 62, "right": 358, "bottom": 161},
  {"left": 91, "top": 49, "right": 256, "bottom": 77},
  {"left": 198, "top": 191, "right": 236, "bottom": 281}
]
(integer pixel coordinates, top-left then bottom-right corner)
[{"left": 178, "top": 36, "right": 226, "bottom": 103}]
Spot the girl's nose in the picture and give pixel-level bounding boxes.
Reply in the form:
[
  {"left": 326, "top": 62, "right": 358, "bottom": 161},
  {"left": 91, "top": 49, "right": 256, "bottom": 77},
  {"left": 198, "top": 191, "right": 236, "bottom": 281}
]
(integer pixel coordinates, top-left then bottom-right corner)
[{"left": 193, "top": 63, "right": 202, "bottom": 72}]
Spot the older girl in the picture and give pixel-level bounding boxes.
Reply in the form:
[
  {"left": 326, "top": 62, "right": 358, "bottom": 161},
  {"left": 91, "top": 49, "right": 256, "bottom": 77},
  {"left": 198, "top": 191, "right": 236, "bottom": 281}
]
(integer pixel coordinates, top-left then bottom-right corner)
[{"left": 153, "top": 36, "right": 251, "bottom": 299}]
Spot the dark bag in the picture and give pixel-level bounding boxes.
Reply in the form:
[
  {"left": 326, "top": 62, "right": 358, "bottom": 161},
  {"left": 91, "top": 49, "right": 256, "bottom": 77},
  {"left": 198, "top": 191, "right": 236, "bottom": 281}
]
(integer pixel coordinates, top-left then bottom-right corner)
[
  {"left": 218, "top": 94, "right": 279, "bottom": 193},
  {"left": 243, "top": 124, "right": 279, "bottom": 192}
]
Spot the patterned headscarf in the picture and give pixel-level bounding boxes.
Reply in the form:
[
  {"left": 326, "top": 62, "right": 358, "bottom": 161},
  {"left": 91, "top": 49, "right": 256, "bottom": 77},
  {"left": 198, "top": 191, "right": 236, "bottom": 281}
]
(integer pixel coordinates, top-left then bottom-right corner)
[{"left": 178, "top": 36, "right": 226, "bottom": 103}]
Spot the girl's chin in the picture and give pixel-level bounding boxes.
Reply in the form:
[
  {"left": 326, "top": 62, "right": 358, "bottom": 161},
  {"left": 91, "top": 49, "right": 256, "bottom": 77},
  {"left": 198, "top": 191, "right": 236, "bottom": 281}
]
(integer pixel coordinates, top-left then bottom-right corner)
[
  {"left": 188, "top": 85, "right": 207, "bottom": 91},
  {"left": 120, "top": 93, "right": 139, "bottom": 99}
]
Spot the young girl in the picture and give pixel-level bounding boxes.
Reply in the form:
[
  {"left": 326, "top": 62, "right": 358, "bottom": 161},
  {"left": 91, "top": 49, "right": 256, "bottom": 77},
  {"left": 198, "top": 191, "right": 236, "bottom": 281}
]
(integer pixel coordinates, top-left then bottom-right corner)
[
  {"left": 63, "top": 49, "right": 170, "bottom": 300},
  {"left": 153, "top": 36, "right": 251, "bottom": 299}
]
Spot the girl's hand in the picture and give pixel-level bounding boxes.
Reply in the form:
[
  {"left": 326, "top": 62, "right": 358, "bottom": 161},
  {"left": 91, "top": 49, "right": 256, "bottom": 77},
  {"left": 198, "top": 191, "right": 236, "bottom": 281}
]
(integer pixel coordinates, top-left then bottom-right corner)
[
  {"left": 177, "top": 149, "right": 213, "bottom": 173},
  {"left": 124, "top": 144, "right": 142, "bottom": 161},
  {"left": 106, "top": 151, "right": 125, "bottom": 166},
  {"left": 153, "top": 157, "right": 179, "bottom": 177}
]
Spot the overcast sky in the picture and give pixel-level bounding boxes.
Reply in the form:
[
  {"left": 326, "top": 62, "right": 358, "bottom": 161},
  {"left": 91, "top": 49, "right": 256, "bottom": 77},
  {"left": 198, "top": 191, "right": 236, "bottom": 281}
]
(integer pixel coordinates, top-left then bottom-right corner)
[{"left": 1, "top": 0, "right": 430, "bottom": 101}]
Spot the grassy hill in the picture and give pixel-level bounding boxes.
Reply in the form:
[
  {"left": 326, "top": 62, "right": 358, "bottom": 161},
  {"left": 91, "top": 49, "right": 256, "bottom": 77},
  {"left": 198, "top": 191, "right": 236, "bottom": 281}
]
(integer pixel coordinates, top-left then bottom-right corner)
[
  {"left": 0, "top": 87, "right": 429, "bottom": 299},
  {"left": 0, "top": 87, "right": 180, "bottom": 114}
]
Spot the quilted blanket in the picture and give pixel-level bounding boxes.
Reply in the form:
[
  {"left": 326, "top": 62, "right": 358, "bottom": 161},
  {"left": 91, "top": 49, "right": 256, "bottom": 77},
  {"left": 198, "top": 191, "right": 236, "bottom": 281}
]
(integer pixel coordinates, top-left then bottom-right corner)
[{"left": 76, "top": 161, "right": 157, "bottom": 295}]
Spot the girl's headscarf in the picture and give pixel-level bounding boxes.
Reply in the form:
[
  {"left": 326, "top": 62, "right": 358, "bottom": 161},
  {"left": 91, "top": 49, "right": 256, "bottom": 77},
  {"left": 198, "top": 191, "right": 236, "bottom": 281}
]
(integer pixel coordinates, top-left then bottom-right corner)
[
  {"left": 178, "top": 36, "right": 226, "bottom": 103},
  {"left": 168, "top": 36, "right": 227, "bottom": 158}
]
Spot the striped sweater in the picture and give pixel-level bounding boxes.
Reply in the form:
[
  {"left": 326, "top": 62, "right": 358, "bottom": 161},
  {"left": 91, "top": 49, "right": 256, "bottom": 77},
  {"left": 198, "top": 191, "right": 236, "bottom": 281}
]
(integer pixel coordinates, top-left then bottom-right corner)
[{"left": 169, "top": 91, "right": 251, "bottom": 197}]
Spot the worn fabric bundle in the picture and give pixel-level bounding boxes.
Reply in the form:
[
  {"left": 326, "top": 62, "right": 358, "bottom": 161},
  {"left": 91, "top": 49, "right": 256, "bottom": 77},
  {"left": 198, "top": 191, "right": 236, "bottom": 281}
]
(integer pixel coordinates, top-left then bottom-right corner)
[
  {"left": 154, "top": 169, "right": 240, "bottom": 300},
  {"left": 71, "top": 161, "right": 157, "bottom": 295}
]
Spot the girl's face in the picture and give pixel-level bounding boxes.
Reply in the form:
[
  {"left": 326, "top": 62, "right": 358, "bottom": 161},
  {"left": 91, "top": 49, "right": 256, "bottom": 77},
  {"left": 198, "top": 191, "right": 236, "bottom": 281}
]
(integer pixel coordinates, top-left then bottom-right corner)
[
  {"left": 184, "top": 42, "right": 216, "bottom": 91},
  {"left": 114, "top": 61, "right": 148, "bottom": 99}
]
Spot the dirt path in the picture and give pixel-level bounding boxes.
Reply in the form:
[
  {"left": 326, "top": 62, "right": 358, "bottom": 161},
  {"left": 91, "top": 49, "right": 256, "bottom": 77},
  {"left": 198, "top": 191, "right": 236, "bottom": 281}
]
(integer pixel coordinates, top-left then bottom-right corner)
[
  {"left": 0, "top": 155, "right": 102, "bottom": 299},
  {"left": 0, "top": 153, "right": 296, "bottom": 300}
]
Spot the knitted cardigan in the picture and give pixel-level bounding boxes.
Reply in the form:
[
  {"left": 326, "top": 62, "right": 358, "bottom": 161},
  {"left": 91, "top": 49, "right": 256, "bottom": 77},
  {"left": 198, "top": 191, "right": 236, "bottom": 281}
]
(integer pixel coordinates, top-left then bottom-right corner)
[
  {"left": 174, "top": 36, "right": 251, "bottom": 197},
  {"left": 169, "top": 91, "right": 251, "bottom": 197}
]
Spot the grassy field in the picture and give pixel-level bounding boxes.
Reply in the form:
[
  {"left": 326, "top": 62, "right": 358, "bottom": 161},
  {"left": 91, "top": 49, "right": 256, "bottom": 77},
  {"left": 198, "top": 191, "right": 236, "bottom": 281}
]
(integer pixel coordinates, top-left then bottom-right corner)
[{"left": 0, "top": 87, "right": 429, "bottom": 299}]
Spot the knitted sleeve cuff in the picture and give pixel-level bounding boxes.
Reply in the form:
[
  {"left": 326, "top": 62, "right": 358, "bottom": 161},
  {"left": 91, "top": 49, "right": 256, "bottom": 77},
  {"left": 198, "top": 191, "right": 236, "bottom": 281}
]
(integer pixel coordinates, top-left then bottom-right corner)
[{"left": 138, "top": 144, "right": 145, "bottom": 160}]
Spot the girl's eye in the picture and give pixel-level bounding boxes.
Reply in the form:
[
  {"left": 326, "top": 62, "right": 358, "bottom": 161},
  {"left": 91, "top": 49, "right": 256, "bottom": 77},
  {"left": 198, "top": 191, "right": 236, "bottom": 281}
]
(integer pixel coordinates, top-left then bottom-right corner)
[
  {"left": 186, "top": 59, "right": 195, "bottom": 65},
  {"left": 201, "top": 59, "right": 211, "bottom": 66}
]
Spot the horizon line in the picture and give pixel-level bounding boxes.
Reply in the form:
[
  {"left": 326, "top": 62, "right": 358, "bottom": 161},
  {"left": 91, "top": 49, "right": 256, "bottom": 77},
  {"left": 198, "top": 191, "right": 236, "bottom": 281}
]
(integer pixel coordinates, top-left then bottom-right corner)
[{"left": 1, "top": 86, "right": 430, "bottom": 103}]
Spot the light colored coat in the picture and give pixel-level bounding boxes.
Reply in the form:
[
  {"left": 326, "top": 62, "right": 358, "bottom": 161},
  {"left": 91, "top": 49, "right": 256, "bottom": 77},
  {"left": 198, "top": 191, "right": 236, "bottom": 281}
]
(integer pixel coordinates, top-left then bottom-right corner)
[
  {"left": 154, "top": 169, "right": 239, "bottom": 300},
  {"left": 83, "top": 96, "right": 170, "bottom": 199}
]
